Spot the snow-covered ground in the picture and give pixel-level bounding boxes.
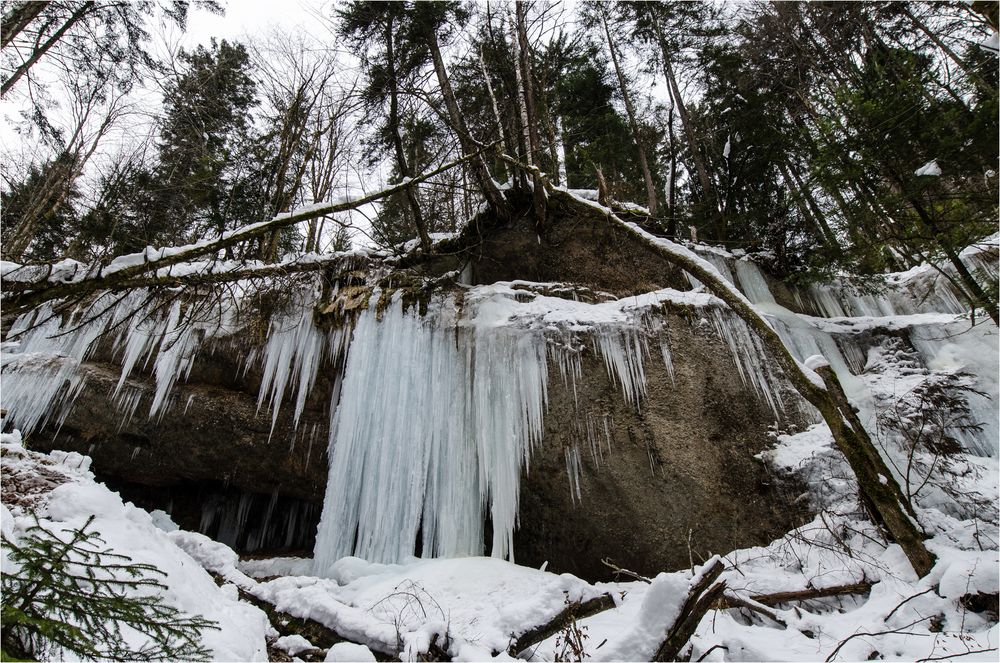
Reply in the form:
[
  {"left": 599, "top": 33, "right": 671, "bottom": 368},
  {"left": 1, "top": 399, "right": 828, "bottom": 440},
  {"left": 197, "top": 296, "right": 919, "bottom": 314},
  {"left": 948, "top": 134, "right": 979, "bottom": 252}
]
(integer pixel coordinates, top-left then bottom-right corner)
[
  {"left": 2, "top": 216, "right": 997, "bottom": 660},
  {"left": 1, "top": 432, "right": 271, "bottom": 661},
  {"left": 3, "top": 395, "right": 997, "bottom": 662}
]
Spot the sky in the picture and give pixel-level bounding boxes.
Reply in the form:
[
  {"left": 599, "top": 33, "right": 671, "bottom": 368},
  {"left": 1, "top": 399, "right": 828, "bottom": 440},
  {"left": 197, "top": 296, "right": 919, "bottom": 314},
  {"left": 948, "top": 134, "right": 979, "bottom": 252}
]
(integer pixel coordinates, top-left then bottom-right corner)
[{"left": 181, "top": 0, "right": 323, "bottom": 48}]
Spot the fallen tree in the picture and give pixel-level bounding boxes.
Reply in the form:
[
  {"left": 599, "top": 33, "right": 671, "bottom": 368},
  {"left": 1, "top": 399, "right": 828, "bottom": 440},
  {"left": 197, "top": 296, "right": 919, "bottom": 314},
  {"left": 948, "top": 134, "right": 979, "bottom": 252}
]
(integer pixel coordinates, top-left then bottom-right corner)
[
  {"left": 605, "top": 209, "right": 936, "bottom": 577},
  {"left": 0, "top": 146, "right": 494, "bottom": 317},
  {"left": 0, "top": 155, "right": 937, "bottom": 580}
]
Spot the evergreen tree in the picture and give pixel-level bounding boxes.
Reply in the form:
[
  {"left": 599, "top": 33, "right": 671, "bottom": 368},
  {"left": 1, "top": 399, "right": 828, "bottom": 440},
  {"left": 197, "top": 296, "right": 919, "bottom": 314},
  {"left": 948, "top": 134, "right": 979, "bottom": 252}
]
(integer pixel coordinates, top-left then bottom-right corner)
[
  {"left": 154, "top": 39, "right": 258, "bottom": 245},
  {"left": 0, "top": 153, "right": 81, "bottom": 262},
  {"left": 2, "top": 516, "right": 217, "bottom": 661},
  {"left": 338, "top": 0, "right": 435, "bottom": 249}
]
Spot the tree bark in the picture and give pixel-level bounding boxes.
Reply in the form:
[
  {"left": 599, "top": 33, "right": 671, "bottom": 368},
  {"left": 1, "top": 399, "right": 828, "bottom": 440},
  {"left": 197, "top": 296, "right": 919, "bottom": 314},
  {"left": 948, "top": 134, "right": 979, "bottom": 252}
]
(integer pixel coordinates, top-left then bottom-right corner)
[
  {"left": 426, "top": 28, "right": 511, "bottom": 221},
  {"left": 715, "top": 581, "right": 874, "bottom": 609},
  {"left": 478, "top": 47, "right": 509, "bottom": 181},
  {"left": 902, "top": 6, "right": 996, "bottom": 97},
  {"left": 2, "top": 148, "right": 492, "bottom": 315},
  {"left": 1, "top": 1, "right": 49, "bottom": 49},
  {"left": 515, "top": 0, "right": 547, "bottom": 231},
  {"left": 2, "top": 1, "right": 94, "bottom": 97},
  {"left": 666, "top": 104, "right": 678, "bottom": 237},
  {"left": 654, "top": 558, "right": 727, "bottom": 662},
  {"left": 597, "top": 196, "right": 936, "bottom": 578},
  {"left": 602, "top": 7, "right": 658, "bottom": 216},
  {"left": 385, "top": 15, "right": 431, "bottom": 252},
  {"left": 507, "top": 594, "right": 616, "bottom": 657}
]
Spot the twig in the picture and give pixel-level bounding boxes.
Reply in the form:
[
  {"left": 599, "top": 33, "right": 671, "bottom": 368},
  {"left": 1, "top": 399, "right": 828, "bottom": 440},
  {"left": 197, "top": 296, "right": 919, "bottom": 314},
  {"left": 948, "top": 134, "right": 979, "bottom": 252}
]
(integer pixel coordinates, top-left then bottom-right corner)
[
  {"left": 507, "top": 593, "right": 616, "bottom": 658},
  {"left": 916, "top": 647, "right": 998, "bottom": 662},
  {"left": 825, "top": 617, "right": 931, "bottom": 661},
  {"left": 885, "top": 587, "right": 936, "bottom": 621},
  {"left": 718, "top": 592, "right": 787, "bottom": 628},
  {"left": 601, "top": 558, "right": 652, "bottom": 584},
  {"left": 696, "top": 644, "right": 729, "bottom": 662}
]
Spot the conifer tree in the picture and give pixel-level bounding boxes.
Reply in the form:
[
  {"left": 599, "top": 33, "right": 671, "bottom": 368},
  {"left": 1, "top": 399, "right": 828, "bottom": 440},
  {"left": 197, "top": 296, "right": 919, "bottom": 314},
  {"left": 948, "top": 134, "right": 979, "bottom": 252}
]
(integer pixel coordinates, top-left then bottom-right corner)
[{"left": 1, "top": 516, "right": 218, "bottom": 661}]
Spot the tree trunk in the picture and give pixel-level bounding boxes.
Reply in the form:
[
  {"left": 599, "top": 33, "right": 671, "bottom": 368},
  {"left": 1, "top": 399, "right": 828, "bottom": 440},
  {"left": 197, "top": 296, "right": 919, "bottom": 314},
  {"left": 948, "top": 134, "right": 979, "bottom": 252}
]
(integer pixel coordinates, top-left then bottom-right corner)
[
  {"left": 970, "top": 0, "right": 999, "bottom": 31},
  {"left": 651, "top": 12, "right": 717, "bottom": 234},
  {"left": 507, "top": 594, "right": 617, "bottom": 657},
  {"left": 478, "top": 48, "right": 509, "bottom": 181},
  {"left": 602, "top": 8, "right": 657, "bottom": 216},
  {"left": 1, "top": 1, "right": 49, "bottom": 49},
  {"left": 515, "top": 0, "right": 547, "bottom": 232},
  {"left": 3, "top": 149, "right": 491, "bottom": 315},
  {"left": 903, "top": 6, "right": 996, "bottom": 97},
  {"left": 654, "top": 558, "right": 727, "bottom": 662},
  {"left": 427, "top": 29, "right": 511, "bottom": 221},
  {"left": 599, "top": 200, "right": 936, "bottom": 578},
  {"left": 2, "top": 2, "right": 94, "bottom": 97},
  {"left": 666, "top": 104, "right": 677, "bottom": 238},
  {"left": 780, "top": 160, "right": 840, "bottom": 254},
  {"left": 385, "top": 16, "right": 431, "bottom": 252}
]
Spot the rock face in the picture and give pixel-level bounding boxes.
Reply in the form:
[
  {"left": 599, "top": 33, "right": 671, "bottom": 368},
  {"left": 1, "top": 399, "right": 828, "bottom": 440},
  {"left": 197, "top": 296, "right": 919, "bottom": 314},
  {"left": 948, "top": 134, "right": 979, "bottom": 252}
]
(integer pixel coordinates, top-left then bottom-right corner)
[
  {"left": 516, "top": 314, "right": 807, "bottom": 580},
  {"left": 17, "top": 194, "right": 813, "bottom": 579},
  {"left": 32, "top": 309, "right": 808, "bottom": 576}
]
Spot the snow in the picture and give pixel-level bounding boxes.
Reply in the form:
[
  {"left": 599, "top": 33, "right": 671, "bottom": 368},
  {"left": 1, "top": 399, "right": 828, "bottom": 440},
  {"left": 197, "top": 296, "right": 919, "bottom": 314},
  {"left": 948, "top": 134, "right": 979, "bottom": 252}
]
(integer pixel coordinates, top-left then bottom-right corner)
[
  {"left": 3, "top": 189, "right": 997, "bottom": 661},
  {"left": 1, "top": 443, "right": 269, "bottom": 661},
  {"left": 3, "top": 374, "right": 998, "bottom": 663},
  {"left": 252, "top": 555, "right": 611, "bottom": 659},
  {"left": 311, "top": 282, "right": 800, "bottom": 570},
  {"left": 326, "top": 642, "right": 377, "bottom": 661},
  {"left": 275, "top": 634, "right": 316, "bottom": 656},
  {"left": 915, "top": 160, "right": 943, "bottom": 177},
  {"left": 804, "top": 354, "right": 830, "bottom": 371}
]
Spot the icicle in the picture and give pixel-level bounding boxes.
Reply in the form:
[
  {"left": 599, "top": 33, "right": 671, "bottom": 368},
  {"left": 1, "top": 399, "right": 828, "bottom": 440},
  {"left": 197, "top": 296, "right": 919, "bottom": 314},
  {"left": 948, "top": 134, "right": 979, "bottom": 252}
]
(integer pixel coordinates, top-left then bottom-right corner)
[
  {"left": 733, "top": 259, "right": 776, "bottom": 305},
  {"left": 593, "top": 328, "right": 647, "bottom": 407},
  {"left": 705, "top": 309, "right": 784, "bottom": 418},
  {"left": 548, "top": 335, "right": 582, "bottom": 410},
  {"left": 1, "top": 294, "right": 124, "bottom": 433},
  {"left": 256, "top": 284, "right": 326, "bottom": 434},
  {"left": 908, "top": 322, "right": 998, "bottom": 457},
  {"left": 312, "top": 296, "right": 550, "bottom": 573},
  {"left": 658, "top": 330, "right": 676, "bottom": 386},
  {"left": 564, "top": 446, "right": 583, "bottom": 505},
  {"left": 809, "top": 285, "right": 848, "bottom": 318}
]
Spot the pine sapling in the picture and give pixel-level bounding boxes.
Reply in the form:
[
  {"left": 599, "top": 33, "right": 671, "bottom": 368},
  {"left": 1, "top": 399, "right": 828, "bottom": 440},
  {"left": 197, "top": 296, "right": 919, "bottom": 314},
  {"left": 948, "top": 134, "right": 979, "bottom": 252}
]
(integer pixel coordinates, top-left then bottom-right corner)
[{"left": 1, "top": 515, "right": 218, "bottom": 661}]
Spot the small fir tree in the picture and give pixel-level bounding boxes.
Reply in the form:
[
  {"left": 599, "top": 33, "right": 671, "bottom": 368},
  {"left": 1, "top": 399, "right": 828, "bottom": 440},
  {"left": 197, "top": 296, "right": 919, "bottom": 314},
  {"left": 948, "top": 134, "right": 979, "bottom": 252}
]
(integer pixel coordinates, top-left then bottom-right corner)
[{"left": 1, "top": 515, "right": 218, "bottom": 661}]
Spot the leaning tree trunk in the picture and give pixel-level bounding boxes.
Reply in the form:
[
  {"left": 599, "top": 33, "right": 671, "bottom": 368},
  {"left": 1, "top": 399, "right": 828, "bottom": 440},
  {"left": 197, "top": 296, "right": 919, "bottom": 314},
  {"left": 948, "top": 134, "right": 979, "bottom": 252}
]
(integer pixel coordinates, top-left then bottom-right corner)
[
  {"left": 426, "top": 29, "right": 511, "bottom": 222},
  {"left": 478, "top": 48, "right": 510, "bottom": 182},
  {"left": 2, "top": 1, "right": 94, "bottom": 96},
  {"left": 608, "top": 209, "right": 936, "bottom": 578},
  {"left": 601, "top": 8, "right": 658, "bottom": 216},
  {"left": 1, "top": 1, "right": 49, "bottom": 49},
  {"left": 903, "top": 6, "right": 996, "bottom": 98}
]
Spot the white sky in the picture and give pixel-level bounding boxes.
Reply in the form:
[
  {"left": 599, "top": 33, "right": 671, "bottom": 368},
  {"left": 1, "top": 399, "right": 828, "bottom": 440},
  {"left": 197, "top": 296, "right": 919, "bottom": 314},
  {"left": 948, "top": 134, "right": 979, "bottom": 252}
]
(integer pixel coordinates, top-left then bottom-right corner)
[{"left": 180, "top": 0, "right": 324, "bottom": 48}]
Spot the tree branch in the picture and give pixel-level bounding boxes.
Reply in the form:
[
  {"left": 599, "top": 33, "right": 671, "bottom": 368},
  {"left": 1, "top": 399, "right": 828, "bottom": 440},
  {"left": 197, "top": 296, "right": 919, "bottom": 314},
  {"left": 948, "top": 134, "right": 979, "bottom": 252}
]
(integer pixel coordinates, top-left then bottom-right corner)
[{"left": 2, "top": 145, "right": 494, "bottom": 316}]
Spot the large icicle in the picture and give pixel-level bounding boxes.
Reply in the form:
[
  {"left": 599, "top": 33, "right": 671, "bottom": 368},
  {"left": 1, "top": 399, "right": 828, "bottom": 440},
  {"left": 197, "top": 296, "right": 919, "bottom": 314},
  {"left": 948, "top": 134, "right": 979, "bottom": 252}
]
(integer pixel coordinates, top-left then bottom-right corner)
[
  {"left": 312, "top": 296, "right": 550, "bottom": 573},
  {"left": 2, "top": 280, "right": 330, "bottom": 433},
  {"left": 1, "top": 294, "right": 129, "bottom": 433}
]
